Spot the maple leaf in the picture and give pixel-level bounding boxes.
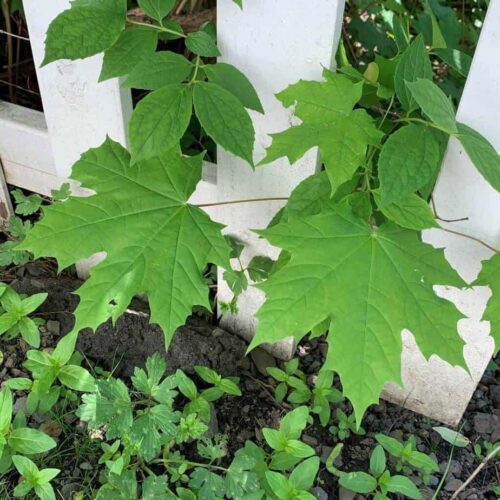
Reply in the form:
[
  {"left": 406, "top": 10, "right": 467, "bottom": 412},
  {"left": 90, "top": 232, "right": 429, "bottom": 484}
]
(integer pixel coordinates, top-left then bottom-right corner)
[
  {"left": 20, "top": 138, "right": 230, "bottom": 347},
  {"left": 251, "top": 206, "right": 467, "bottom": 421},
  {"left": 260, "top": 73, "right": 384, "bottom": 194},
  {"left": 475, "top": 253, "right": 500, "bottom": 355}
]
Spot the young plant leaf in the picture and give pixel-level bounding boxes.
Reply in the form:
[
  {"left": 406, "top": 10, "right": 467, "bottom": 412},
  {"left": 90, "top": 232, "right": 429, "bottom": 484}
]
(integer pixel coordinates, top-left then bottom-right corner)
[
  {"left": 406, "top": 79, "right": 458, "bottom": 134},
  {"left": 186, "top": 31, "right": 220, "bottom": 57},
  {"left": 394, "top": 35, "right": 432, "bottom": 110},
  {"left": 457, "top": 123, "right": 500, "bottom": 193},
  {"left": 124, "top": 52, "right": 193, "bottom": 90},
  {"left": 339, "top": 472, "right": 377, "bottom": 494},
  {"left": 251, "top": 206, "right": 466, "bottom": 422},
  {"left": 19, "top": 139, "right": 230, "bottom": 348},
  {"left": 129, "top": 84, "right": 192, "bottom": 164},
  {"left": 99, "top": 27, "right": 158, "bottom": 81},
  {"left": 369, "top": 445, "right": 386, "bottom": 478},
  {"left": 193, "top": 82, "right": 255, "bottom": 165},
  {"left": 432, "top": 426, "right": 470, "bottom": 447},
  {"left": 43, "top": 0, "right": 127, "bottom": 65},
  {"left": 138, "top": 0, "right": 176, "bottom": 21},
  {"left": 386, "top": 475, "right": 421, "bottom": 499},
  {"left": 261, "top": 75, "right": 382, "bottom": 195},
  {"left": 204, "top": 63, "right": 263, "bottom": 113},
  {"left": 378, "top": 124, "right": 444, "bottom": 206},
  {"left": 8, "top": 428, "right": 56, "bottom": 454},
  {"left": 373, "top": 191, "right": 438, "bottom": 231}
]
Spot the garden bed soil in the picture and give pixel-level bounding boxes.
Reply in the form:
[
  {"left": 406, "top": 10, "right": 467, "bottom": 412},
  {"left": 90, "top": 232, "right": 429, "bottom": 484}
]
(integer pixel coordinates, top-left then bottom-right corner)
[{"left": 1, "top": 260, "right": 499, "bottom": 499}]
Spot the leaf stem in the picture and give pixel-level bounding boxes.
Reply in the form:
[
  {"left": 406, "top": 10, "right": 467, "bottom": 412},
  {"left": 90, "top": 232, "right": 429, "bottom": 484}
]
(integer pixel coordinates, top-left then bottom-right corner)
[
  {"left": 188, "top": 56, "right": 202, "bottom": 85},
  {"left": 196, "top": 197, "right": 289, "bottom": 208},
  {"left": 439, "top": 227, "right": 499, "bottom": 253},
  {"left": 152, "top": 458, "right": 229, "bottom": 472},
  {"left": 126, "top": 18, "right": 186, "bottom": 38},
  {"left": 395, "top": 117, "right": 453, "bottom": 135}
]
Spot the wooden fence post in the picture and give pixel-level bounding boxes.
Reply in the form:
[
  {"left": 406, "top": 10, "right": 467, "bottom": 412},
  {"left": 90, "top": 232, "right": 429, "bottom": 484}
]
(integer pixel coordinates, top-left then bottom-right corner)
[
  {"left": 22, "top": 0, "right": 133, "bottom": 275},
  {"left": 213, "top": 0, "right": 346, "bottom": 359},
  {"left": 23, "top": 0, "right": 132, "bottom": 177},
  {"left": 383, "top": 3, "right": 500, "bottom": 425}
]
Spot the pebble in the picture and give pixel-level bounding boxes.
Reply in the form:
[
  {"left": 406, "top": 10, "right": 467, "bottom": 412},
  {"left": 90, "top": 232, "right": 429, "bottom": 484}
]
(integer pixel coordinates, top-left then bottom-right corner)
[
  {"left": 312, "top": 487, "right": 328, "bottom": 500},
  {"left": 427, "top": 475, "right": 439, "bottom": 487},
  {"left": 13, "top": 397, "right": 27, "bottom": 415},
  {"left": 302, "top": 434, "right": 318, "bottom": 447},
  {"left": 339, "top": 487, "right": 356, "bottom": 500},
  {"left": 473, "top": 412, "right": 499, "bottom": 434},
  {"left": 444, "top": 477, "right": 463, "bottom": 492},
  {"left": 46, "top": 320, "right": 60, "bottom": 335},
  {"left": 250, "top": 348, "right": 276, "bottom": 377},
  {"left": 79, "top": 462, "right": 93, "bottom": 471},
  {"left": 490, "top": 384, "right": 500, "bottom": 406},
  {"left": 320, "top": 445, "right": 333, "bottom": 464}
]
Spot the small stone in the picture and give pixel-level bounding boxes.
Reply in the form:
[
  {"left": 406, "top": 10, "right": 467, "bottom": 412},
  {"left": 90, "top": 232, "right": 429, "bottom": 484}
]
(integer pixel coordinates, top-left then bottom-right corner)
[
  {"left": 79, "top": 462, "right": 93, "bottom": 471},
  {"left": 250, "top": 348, "right": 276, "bottom": 376},
  {"left": 13, "top": 397, "right": 27, "bottom": 415},
  {"left": 444, "top": 478, "right": 463, "bottom": 492},
  {"left": 474, "top": 412, "right": 499, "bottom": 434},
  {"left": 212, "top": 327, "right": 225, "bottom": 338},
  {"left": 339, "top": 487, "right": 357, "bottom": 500},
  {"left": 238, "top": 356, "right": 251, "bottom": 371},
  {"left": 60, "top": 483, "right": 81, "bottom": 500},
  {"left": 490, "top": 385, "right": 500, "bottom": 406},
  {"left": 427, "top": 475, "right": 439, "bottom": 487},
  {"left": 39, "top": 420, "right": 63, "bottom": 438},
  {"left": 302, "top": 434, "right": 318, "bottom": 446},
  {"left": 312, "top": 487, "right": 328, "bottom": 500},
  {"left": 320, "top": 445, "right": 333, "bottom": 464},
  {"left": 449, "top": 459, "right": 462, "bottom": 477},
  {"left": 46, "top": 320, "right": 60, "bottom": 336}
]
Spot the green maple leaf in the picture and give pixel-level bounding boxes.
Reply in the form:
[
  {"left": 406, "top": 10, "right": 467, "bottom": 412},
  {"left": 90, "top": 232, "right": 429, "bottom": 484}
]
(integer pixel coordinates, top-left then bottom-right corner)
[
  {"left": 19, "top": 138, "right": 230, "bottom": 346},
  {"left": 251, "top": 206, "right": 467, "bottom": 421},
  {"left": 475, "top": 253, "right": 500, "bottom": 355},
  {"left": 260, "top": 73, "right": 384, "bottom": 194}
]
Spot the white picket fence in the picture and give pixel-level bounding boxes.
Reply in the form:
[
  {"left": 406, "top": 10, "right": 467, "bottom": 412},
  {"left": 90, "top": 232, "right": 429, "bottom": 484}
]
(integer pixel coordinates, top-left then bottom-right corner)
[{"left": 0, "top": 0, "right": 498, "bottom": 426}]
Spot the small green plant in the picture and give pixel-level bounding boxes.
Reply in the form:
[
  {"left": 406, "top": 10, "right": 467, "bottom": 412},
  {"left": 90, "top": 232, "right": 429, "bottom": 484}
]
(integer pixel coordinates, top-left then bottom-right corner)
[
  {"left": 268, "top": 361, "right": 343, "bottom": 426},
  {"left": 11, "top": 455, "right": 60, "bottom": 500},
  {"left": 267, "top": 358, "right": 306, "bottom": 402},
  {"left": 0, "top": 284, "right": 47, "bottom": 348},
  {"left": 474, "top": 439, "right": 500, "bottom": 460},
  {"left": 329, "top": 408, "right": 366, "bottom": 441},
  {"left": 338, "top": 445, "right": 421, "bottom": 499},
  {"left": 6, "top": 331, "right": 95, "bottom": 414},
  {"left": 0, "top": 189, "right": 45, "bottom": 267},
  {"left": 265, "top": 456, "right": 319, "bottom": 500},
  {"left": 375, "top": 433, "right": 439, "bottom": 479},
  {"left": 0, "top": 387, "right": 57, "bottom": 474}
]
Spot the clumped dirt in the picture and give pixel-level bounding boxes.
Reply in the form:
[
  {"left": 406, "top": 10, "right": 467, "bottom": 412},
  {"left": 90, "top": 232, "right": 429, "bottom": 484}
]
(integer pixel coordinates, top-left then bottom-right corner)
[{"left": 1, "top": 261, "right": 499, "bottom": 499}]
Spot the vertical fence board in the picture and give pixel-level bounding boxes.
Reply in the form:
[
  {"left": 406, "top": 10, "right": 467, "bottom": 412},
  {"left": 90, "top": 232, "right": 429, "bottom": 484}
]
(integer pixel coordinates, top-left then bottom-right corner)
[
  {"left": 214, "top": 0, "right": 345, "bottom": 358},
  {"left": 382, "top": 4, "right": 499, "bottom": 425},
  {"left": 23, "top": 0, "right": 132, "bottom": 179}
]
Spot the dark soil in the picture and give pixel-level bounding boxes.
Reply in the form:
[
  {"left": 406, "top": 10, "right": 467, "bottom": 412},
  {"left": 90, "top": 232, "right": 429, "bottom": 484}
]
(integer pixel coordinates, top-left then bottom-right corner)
[{"left": 1, "top": 261, "right": 499, "bottom": 499}]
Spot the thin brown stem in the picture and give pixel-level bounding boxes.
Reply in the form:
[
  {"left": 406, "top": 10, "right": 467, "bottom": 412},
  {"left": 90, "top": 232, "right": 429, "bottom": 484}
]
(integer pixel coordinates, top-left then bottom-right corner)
[
  {"left": 431, "top": 195, "right": 469, "bottom": 223},
  {"left": 440, "top": 227, "right": 499, "bottom": 253},
  {"left": 450, "top": 444, "right": 500, "bottom": 499},
  {"left": 197, "top": 197, "right": 289, "bottom": 208}
]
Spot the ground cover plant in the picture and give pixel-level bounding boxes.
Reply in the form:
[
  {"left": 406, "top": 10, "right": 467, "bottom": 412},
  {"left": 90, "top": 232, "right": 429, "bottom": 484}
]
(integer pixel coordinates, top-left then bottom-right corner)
[{"left": 0, "top": 0, "right": 499, "bottom": 498}]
